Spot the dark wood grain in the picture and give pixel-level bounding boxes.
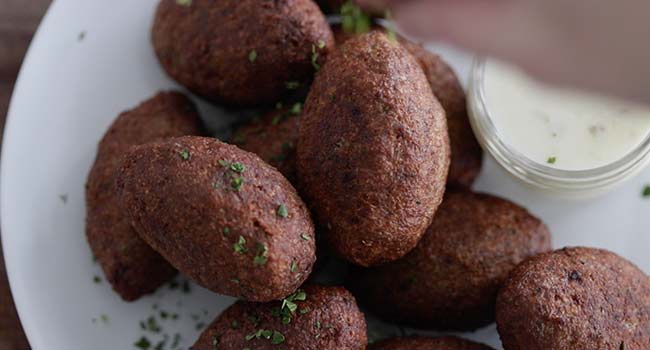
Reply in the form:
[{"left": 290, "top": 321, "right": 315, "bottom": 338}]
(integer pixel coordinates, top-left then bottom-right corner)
[{"left": 1, "top": 0, "right": 52, "bottom": 349}]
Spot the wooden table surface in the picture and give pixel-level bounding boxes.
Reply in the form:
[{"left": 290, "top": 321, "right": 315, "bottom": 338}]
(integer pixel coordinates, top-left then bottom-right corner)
[{"left": 1, "top": 0, "right": 52, "bottom": 349}]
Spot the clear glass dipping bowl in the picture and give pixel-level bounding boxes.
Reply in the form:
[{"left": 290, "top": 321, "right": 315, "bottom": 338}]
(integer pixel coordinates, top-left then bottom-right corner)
[{"left": 467, "top": 58, "right": 650, "bottom": 197}]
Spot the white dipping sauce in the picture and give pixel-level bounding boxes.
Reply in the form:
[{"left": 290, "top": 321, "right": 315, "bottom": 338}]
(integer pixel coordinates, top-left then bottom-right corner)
[{"left": 483, "top": 60, "right": 650, "bottom": 171}]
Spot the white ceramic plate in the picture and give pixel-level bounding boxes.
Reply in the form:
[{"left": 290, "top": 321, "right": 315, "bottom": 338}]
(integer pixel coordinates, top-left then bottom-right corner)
[{"left": 3, "top": 1, "right": 650, "bottom": 349}]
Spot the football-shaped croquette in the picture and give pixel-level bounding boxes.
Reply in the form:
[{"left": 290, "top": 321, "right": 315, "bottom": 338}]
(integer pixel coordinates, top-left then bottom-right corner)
[
  {"left": 116, "top": 136, "right": 316, "bottom": 302},
  {"left": 85, "top": 91, "right": 203, "bottom": 301},
  {"left": 152, "top": 0, "right": 334, "bottom": 106},
  {"left": 349, "top": 190, "right": 551, "bottom": 330},
  {"left": 297, "top": 31, "right": 450, "bottom": 267},
  {"left": 496, "top": 247, "right": 650, "bottom": 350},
  {"left": 192, "top": 285, "right": 367, "bottom": 350}
]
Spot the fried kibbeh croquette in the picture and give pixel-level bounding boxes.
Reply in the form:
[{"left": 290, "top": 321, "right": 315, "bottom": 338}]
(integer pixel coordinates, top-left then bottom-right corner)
[
  {"left": 333, "top": 25, "right": 482, "bottom": 187},
  {"left": 349, "top": 190, "right": 551, "bottom": 330},
  {"left": 496, "top": 247, "right": 650, "bottom": 350},
  {"left": 297, "top": 31, "right": 450, "bottom": 267},
  {"left": 85, "top": 91, "right": 203, "bottom": 301},
  {"left": 152, "top": 0, "right": 334, "bottom": 106},
  {"left": 399, "top": 41, "right": 483, "bottom": 187},
  {"left": 230, "top": 104, "right": 302, "bottom": 184},
  {"left": 369, "top": 336, "right": 495, "bottom": 350},
  {"left": 116, "top": 136, "right": 316, "bottom": 302},
  {"left": 192, "top": 285, "right": 366, "bottom": 350}
]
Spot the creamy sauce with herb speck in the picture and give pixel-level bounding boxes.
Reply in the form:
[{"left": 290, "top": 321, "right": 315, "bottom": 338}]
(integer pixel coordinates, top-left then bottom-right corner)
[{"left": 483, "top": 60, "right": 650, "bottom": 170}]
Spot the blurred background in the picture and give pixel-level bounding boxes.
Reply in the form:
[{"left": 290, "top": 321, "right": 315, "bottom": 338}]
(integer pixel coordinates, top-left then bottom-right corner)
[{"left": 1, "top": 0, "right": 51, "bottom": 349}]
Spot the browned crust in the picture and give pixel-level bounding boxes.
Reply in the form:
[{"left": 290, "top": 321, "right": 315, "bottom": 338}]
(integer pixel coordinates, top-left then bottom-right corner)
[
  {"left": 116, "top": 136, "right": 316, "bottom": 302},
  {"left": 152, "top": 0, "right": 334, "bottom": 106},
  {"left": 369, "top": 336, "right": 495, "bottom": 350},
  {"left": 496, "top": 247, "right": 650, "bottom": 350},
  {"left": 297, "top": 31, "right": 450, "bottom": 267},
  {"left": 399, "top": 41, "right": 483, "bottom": 188},
  {"left": 349, "top": 190, "right": 551, "bottom": 330},
  {"left": 85, "top": 91, "right": 203, "bottom": 301},
  {"left": 230, "top": 106, "right": 301, "bottom": 184},
  {"left": 333, "top": 26, "right": 482, "bottom": 187},
  {"left": 192, "top": 284, "right": 367, "bottom": 350}
]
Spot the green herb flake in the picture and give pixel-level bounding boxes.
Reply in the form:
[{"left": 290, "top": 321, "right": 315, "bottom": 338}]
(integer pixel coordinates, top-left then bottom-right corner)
[
  {"left": 234, "top": 236, "right": 247, "bottom": 254},
  {"left": 341, "top": 0, "right": 372, "bottom": 34},
  {"left": 643, "top": 185, "right": 650, "bottom": 198},
  {"left": 171, "top": 333, "right": 181, "bottom": 348},
  {"left": 93, "top": 275, "right": 102, "bottom": 283},
  {"left": 290, "top": 261, "right": 298, "bottom": 272},
  {"left": 300, "top": 233, "right": 311, "bottom": 241},
  {"left": 254, "top": 243, "right": 269, "bottom": 265},
  {"left": 299, "top": 307, "right": 310, "bottom": 314},
  {"left": 271, "top": 331, "right": 285, "bottom": 345},
  {"left": 100, "top": 314, "right": 109, "bottom": 323},
  {"left": 218, "top": 159, "right": 230, "bottom": 167},
  {"left": 289, "top": 102, "right": 302, "bottom": 115},
  {"left": 212, "top": 335, "right": 219, "bottom": 350},
  {"left": 248, "top": 50, "right": 258, "bottom": 63},
  {"left": 277, "top": 204, "right": 289, "bottom": 218},
  {"left": 179, "top": 149, "right": 190, "bottom": 160},
  {"left": 285, "top": 81, "right": 301, "bottom": 90},
  {"left": 317, "top": 40, "right": 326, "bottom": 49},
  {"left": 231, "top": 176, "right": 244, "bottom": 191},
  {"left": 311, "top": 45, "right": 321, "bottom": 71},
  {"left": 134, "top": 337, "right": 151, "bottom": 350},
  {"left": 146, "top": 316, "right": 161, "bottom": 333},
  {"left": 176, "top": 0, "right": 191, "bottom": 6},
  {"left": 547, "top": 156, "right": 557, "bottom": 164},
  {"left": 230, "top": 162, "right": 246, "bottom": 173},
  {"left": 223, "top": 227, "right": 231, "bottom": 235},
  {"left": 231, "top": 320, "right": 240, "bottom": 329}
]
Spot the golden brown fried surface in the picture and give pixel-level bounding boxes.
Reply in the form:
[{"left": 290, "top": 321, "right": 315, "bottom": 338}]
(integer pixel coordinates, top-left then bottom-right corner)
[
  {"left": 117, "top": 136, "right": 316, "bottom": 302},
  {"left": 85, "top": 91, "right": 203, "bottom": 301}
]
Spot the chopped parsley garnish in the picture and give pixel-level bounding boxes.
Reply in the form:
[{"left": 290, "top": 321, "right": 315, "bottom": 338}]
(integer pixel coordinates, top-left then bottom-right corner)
[
  {"left": 231, "top": 176, "right": 244, "bottom": 191},
  {"left": 223, "top": 227, "right": 231, "bottom": 235},
  {"left": 643, "top": 185, "right": 650, "bottom": 198},
  {"left": 317, "top": 40, "right": 326, "bottom": 49},
  {"left": 93, "top": 275, "right": 102, "bottom": 283},
  {"left": 300, "top": 233, "right": 311, "bottom": 241},
  {"left": 254, "top": 243, "right": 269, "bottom": 265},
  {"left": 176, "top": 0, "right": 191, "bottom": 6},
  {"left": 285, "top": 81, "right": 301, "bottom": 90},
  {"left": 245, "top": 329, "right": 284, "bottom": 345},
  {"left": 100, "top": 314, "right": 109, "bottom": 323},
  {"left": 384, "top": 10, "right": 398, "bottom": 42},
  {"left": 218, "top": 159, "right": 230, "bottom": 167},
  {"left": 179, "top": 149, "right": 190, "bottom": 160},
  {"left": 290, "top": 261, "right": 298, "bottom": 272},
  {"left": 311, "top": 45, "right": 321, "bottom": 71},
  {"left": 299, "top": 307, "right": 310, "bottom": 314},
  {"left": 146, "top": 316, "right": 161, "bottom": 333},
  {"left": 271, "top": 331, "right": 285, "bottom": 345},
  {"left": 234, "top": 236, "right": 247, "bottom": 254},
  {"left": 248, "top": 50, "right": 258, "bottom": 63},
  {"left": 289, "top": 102, "right": 302, "bottom": 115},
  {"left": 231, "top": 320, "right": 240, "bottom": 329},
  {"left": 134, "top": 336, "right": 151, "bottom": 349},
  {"left": 213, "top": 335, "right": 219, "bottom": 350},
  {"left": 547, "top": 156, "right": 557, "bottom": 164},
  {"left": 230, "top": 162, "right": 246, "bottom": 173},
  {"left": 341, "top": 0, "right": 372, "bottom": 34},
  {"left": 277, "top": 204, "right": 289, "bottom": 218}
]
